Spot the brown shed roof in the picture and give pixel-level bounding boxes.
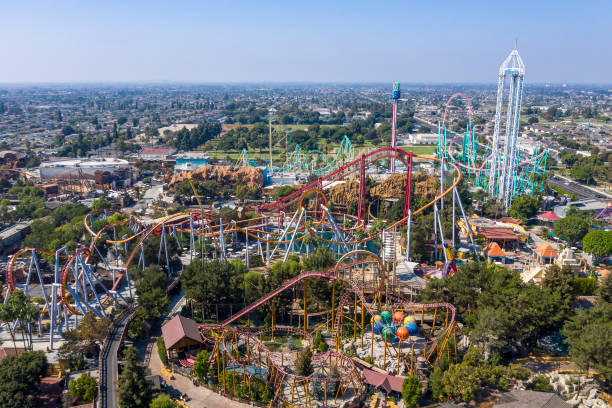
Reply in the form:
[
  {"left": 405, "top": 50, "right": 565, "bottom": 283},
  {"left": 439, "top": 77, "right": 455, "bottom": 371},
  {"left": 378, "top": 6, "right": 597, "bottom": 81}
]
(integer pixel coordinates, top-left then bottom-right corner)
[
  {"left": 481, "top": 228, "right": 519, "bottom": 241},
  {"left": 361, "top": 369, "right": 403, "bottom": 393},
  {"left": 161, "top": 315, "right": 203, "bottom": 349}
]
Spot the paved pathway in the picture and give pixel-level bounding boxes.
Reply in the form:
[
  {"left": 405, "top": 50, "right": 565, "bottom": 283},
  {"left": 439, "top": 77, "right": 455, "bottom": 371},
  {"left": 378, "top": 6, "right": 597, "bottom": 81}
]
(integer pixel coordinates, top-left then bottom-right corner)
[{"left": 147, "top": 337, "right": 251, "bottom": 408}]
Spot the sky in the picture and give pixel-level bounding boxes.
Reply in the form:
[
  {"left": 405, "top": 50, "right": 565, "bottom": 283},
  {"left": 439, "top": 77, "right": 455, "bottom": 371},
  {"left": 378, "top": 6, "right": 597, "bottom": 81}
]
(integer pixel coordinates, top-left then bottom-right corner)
[{"left": 0, "top": 1, "right": 610, "bottom": 84}]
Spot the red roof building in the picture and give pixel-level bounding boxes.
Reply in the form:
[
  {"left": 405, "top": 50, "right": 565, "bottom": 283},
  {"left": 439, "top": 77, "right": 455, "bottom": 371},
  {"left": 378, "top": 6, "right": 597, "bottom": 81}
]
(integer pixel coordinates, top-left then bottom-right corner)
[
  {"left": 361, "top": 369, "right": 404, "bottom": 393},
  {"left": 161, "top": 315, "right": 203, "bottom": 352},
  {"left": 499, "top": 217, "right": 523, "bottom": 225},
  {"left": 480, "top": 228, "right": 519, "bottom": 251},
  {"left": 538, "top": 211, "right": 560, "bottom": 222}
]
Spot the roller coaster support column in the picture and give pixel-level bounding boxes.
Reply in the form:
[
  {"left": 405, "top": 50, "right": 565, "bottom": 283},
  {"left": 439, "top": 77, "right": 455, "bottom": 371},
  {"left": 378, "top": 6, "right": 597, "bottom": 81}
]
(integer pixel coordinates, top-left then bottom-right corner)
[
  {"left": 322, "top": 205, "right": 350, "bottom": 253},
  {"left": 406, "top": 209, "right": 412, "bottom": 260},
  {"left": 440, "top": 158, "right": 445, "bottom": 211},
  {"left": 158, "top": 223, "right": 170, "bottom": 274},
  {"left": 269, "top": 209, "right": 299, "bottom": 261},
  {"left": 113, "top": 227, "right": 119, "bottom": 267},
  {"left": 453, "top": 188, "right": 479, "bottom": 259},
  {"left": 358, "top": 156, "right": 366, "bottom": 223},
  {"left": 219, "top": 218, "right": 226, "bottom": 259},
  {"left": 391, "top": 98, "right": 397, "bottom": 173},
  {"left": 189, "top": 214, "right": 195, "bottom": 262},
  {"left": 403, "top": 152, "right": 413, "bottom": 222},
  {"left": 283, "top": 208, "right": 306, "bottom": 264},
  {"left": 50, "top": 246, "right": 68, "bottom": 350},
  {"left": 303, "top": 282, "right": 307, "bottom": 333},
  {"left": 452, "top": 178, "right": 456, "bottom": 247},
  {"left": 433, "top": 204, "right": 438, "bottom": 260},
  {"left": 245, "top": 227, "right": 249, "bottom": 268},
  {"left": 434, "top": 204, "right": 448, "bottom": 263}
]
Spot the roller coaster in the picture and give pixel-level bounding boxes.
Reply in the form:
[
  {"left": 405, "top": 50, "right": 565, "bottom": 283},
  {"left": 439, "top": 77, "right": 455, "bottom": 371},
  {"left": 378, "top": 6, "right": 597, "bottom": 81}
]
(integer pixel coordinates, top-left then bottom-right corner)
[
  {"left": 3, "top": 146, "right": 469, "bottom": 408},
  {"left": 199, "top": 264, "right": 457, "bottom": 406},
  {"left": 436, "top": 92, "right": 548, "bottom": 204},
  {"left": 238, "top": 135, "right": 355, "bottom": 177}
]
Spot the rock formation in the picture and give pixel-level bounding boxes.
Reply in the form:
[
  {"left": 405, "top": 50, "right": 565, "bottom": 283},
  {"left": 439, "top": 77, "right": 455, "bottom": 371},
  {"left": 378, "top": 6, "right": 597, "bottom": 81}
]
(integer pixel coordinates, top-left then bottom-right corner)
[{"left": 169, "top": 165, "right": 265, "bottom": 188}]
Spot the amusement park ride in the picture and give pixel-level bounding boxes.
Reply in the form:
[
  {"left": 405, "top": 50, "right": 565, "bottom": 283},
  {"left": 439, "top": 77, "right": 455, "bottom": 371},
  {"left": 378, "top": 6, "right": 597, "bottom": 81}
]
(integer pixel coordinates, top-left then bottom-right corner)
[
  {"left": 1, "top": 47, "right": 545, "bottom": 407},
  {"left": 238, "top": 131, "right": 356, "bottom": 177},
  {"left": 436, "top": 47, "right": 548, "bottom": 210}
]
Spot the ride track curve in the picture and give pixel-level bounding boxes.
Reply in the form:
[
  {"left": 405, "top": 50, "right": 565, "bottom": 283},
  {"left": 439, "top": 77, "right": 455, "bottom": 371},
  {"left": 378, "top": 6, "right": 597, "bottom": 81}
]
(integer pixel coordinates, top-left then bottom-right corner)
[
  {"left": 440, "top": 93, "right": 547, "bottom": 173},
  {"left": 198, "top": 265, "right": 456, "bottom": 405},
  {"left": 202, "top": 270, "right": 456, "bottom": 349},
  {"left": 7, "top": 147, "right": 459, "bottom": 321}
]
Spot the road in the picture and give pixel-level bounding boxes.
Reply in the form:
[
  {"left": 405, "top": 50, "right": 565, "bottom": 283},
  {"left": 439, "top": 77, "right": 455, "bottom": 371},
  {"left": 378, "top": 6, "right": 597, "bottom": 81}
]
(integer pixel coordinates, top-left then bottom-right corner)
[
  {"left": 548, "top": 175, "right": 611, "bottom": 202},
  {"left": 100, "top": 309, "right": 133, "bottom": 408}
]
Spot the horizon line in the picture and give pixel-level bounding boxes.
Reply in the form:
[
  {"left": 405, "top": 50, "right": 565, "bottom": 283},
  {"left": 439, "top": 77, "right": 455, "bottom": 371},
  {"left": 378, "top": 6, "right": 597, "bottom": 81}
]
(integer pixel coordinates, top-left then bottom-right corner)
[{"left": 1, "top": 81, "right": 611, "bottom": 87}]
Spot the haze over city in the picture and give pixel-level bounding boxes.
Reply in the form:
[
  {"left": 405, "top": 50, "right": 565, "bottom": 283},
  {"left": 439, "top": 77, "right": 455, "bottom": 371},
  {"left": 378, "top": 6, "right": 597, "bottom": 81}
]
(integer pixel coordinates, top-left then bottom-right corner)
[{"left": 1, "top": 0, "right": 611, "bottom": 83}]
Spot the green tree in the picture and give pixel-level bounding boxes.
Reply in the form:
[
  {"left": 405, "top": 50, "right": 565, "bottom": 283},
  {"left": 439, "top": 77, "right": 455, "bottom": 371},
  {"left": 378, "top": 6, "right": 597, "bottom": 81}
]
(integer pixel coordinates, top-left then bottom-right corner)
[
  {"left": 554, "top": 214, "right": 589, "bottom": 245},
  {"left": 295, "top": 348, "right": 313, "bottom": 377},
  {"left": 401, "top": 376, "right": 421, "bottom": 408},
  {"left": 149, "top": 394, "right": 178, "bottom": 408},
  {"left": 583, "top": 230, "right": 612, "bottom": 257},
  {"left": 508, "top": 195, "right": 540, "bottom": 221},
  {"left": 597, "top": 275, "right": 612, "bottom": 304},
  {"left": 529, "top": 375, "right": 552, "bottom": 392},
  {"left": 562, "top": 302, "right": 612, "bottom": 382},
  {"left": 193, "top": 350, "right": 210, "bottom": 381},
  {"left": 75, "top": 311, "right": 111, "bottom": 345},
  {"left": 0, "top": 351, "right": 48, "bottom": 408},
  {"left": 134, "top": 266, "right": 169, "bottom": 321},
  {"left": 181, "top": 259, "right": 247, "bottom": 320},
  {"left": 92, "top": 197, "right": 112, "bottom": 211},
  {"left": 420, "top": 262, "right": 566, "bottom": 350},
  {"left": 303, "top": 246, "right": 335, "bottom": 270},
  {"left": 542, "top": 265, "right": 574, "bottom": 312},
  {"left": 3, "top": 291, "right": 39, "bottom": 350},
  {"left": 69, "top": 373, "right": 96, "bottom": 402},
  {"left": 118, "top": 347, "right": 152, "bottom": 408},
  {"left": 0, "top": 298, "right": 19, "bottom": 353},
  {"left": 157, "top": 337, "right": 168, "bottom": 366}
]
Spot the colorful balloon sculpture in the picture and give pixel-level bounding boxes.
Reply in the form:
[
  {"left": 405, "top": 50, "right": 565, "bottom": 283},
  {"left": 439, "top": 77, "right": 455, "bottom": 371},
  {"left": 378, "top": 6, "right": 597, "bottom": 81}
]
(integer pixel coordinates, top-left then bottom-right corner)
[{"left": 370, "top": 311, "right": 418, "bottom": 341}]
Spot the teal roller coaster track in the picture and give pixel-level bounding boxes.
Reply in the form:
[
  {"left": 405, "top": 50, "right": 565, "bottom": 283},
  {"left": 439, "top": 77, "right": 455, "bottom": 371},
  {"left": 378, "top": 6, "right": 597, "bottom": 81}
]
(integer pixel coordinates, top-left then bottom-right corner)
[{"left": 239, "top": 135, "right": 355, "bottom": 176}]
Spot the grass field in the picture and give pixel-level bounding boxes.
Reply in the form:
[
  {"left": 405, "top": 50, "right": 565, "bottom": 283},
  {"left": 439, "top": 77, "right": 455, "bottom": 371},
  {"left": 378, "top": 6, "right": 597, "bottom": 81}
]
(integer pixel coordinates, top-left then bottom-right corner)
[
  {"left": 398, "top": 145, "right": 437, "bottom": 155},
  {"left": 205, "top": 143, "right": 437, "bottom": 163}
]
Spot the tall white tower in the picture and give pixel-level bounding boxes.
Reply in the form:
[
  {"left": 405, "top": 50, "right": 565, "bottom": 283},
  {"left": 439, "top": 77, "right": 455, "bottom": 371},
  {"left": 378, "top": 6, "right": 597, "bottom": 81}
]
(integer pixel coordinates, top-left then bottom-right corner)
[{"left": 488, "top": 47, "right": 525, "bottom": 209}]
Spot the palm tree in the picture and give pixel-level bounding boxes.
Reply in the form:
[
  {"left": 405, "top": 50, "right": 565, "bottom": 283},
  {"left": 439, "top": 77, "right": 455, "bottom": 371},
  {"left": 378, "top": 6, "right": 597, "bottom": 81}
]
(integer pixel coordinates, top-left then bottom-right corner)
[
  {"left": 19, "top": 301, "right": 39, "bottom": 350},
  {"left": 0, "top": 300, "right": 18, "bottom": 353},
  {"left": 6, "top": 291, "right": 38, "bottom": 350}
]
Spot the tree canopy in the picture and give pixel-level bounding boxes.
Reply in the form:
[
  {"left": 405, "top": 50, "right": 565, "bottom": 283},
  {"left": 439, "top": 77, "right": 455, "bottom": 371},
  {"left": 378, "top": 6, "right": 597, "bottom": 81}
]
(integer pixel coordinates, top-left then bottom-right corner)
[
  {"left": 69, "top": 373, "right": 96, "bottom": 403},
  {"left": 419, "top": 262, "right": 567, "bottom": 352},
  {"left": 150, "top": 394, "right": 178, "bottom": 408},
  {"left": 562, "top": 300, "right": 612, "bottom": 382},
  {"left": 554, "top": 213, "right": 590, "bottom": 244},
  {"left": 0, "top": 351, "right": 48, "bottom": 408},
  {"left": 508, "top": 195, "right": 540, "bottom": 221},
  {"left": 583, "top": 230, "right": 612, "bottom": 257},
  {"left": 401, "top": 376, "right": 421, "bottom": 408},
  {"left": 118, "top": 347, "right": 152, "bottom": 408}
]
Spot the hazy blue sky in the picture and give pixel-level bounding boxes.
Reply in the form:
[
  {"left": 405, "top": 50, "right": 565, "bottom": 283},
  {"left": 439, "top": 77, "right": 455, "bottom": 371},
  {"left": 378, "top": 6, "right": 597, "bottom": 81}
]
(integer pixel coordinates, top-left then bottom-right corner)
[{"left": 1, "top": 1, "right": 610, "bottom": 83}]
